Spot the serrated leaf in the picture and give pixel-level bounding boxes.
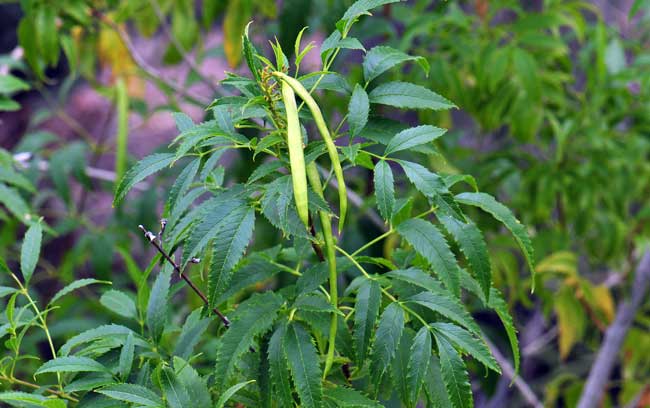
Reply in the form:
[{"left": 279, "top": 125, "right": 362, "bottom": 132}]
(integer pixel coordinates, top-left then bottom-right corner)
[
  {"left": 424, "top": 355, "right": 452, "bottom": 408},
  {"left": 172, "top": 112, "right": 194, "bottom": 132},
  {"left": 396, "top": 219, "right": 460, "bottom": 296},
  {"left": 392, "top": 329, "right": 414, "bottom": 405},
  {"left": 339, "top": 0, "right": 401, "bottom": 34},
  {"left": 373, "top": 160, "right": 394, "bottom": 221},
  {"left": 0, "top": 74, "right": 30, "bottom": 94},
  {"left": 488, "top": 288, "right": 520, "bottom": 374},
  {"left": 208, "top": 205, "right": 255, "bottom": 307},
  {"left": 348, "top": 84, "right": 369, "bottom": 138},
  {"left": 268, "top": 324, "right": 293, "bottom": 406},
  {"left": 434, "top": 333, "right": 473, "bottom": 408},
  {"left": 98, "top": 383, "right": 164, "bottom": 407},
  {"left": 50, "top": 279, "right": 109, "bottom": 305},
  {"left": 214, "top": 292, "right": 282, "bottom": 390},
  {"left": 146, "top": 265, "right": 172, "bottom": 341},
  {"left": 243, "top": 22, "right": 263, "bottom": 82},
  {"left": 0, "top": 391, "right": 48, "bottom": 405},
  {"left": 284, "top": 322, "right": 322, "bottom": 408},
  {"left": 405, "top": 291, "right": 480, "bottom": 335},
  {"left": 119, "top": 332, "right": 135, "bottom": 380},
  {"left": 455, "top": 192, "right": 535, "bottom": 288},
  {"left": 363, "top": 46, "right": 429, "bottom": 83},
  {"left": 324, "top": 387, "right": 382, "bottom": 407},
  {"left": 60, "top": 324, "right": 143, "bottom": 356},
  {"left": 295, "top": 293, "right": 340, "bottom": 314},
  {"left": 386, "top": 268, "right": 445, "bottom": 294},
  {"left": 160, "top": 366, "right": 192, "bottom": 408},
  {"left": 432, "top": 322, "right": 499, "bottom": 373},
  {"left": 173, "top": 356, "right": 211, "bottom": 408},
  {"left": 370, "top": 303, "right": 404, "bottom": 387},
  {"left": 114, "top": 153, "right": 175, "bottom": 206},
  {"left": 173, "top": 309, "right": 211, "bottom": 360},
  {"left": 35, "top": 356, "right": 109, "bottom": 375},
  {"left": 100, "top": 289, "right": 137, "bottom": 320},
  {"left": 384, "top": 125, "right": 446, "bottom": 156},
  {"left": 369, "top": 82, "right": 455, "bottom": 111},
  {"left": 216, "top": 380, "right": 255, "bottom": 408},
  {"left": 166, "top": 158, "right": 200, "bottom": 216},
  {"left": 439, "top": 215, "right": 491, "bottom": 301},
  {"left": 20, "top": 221, "right": 41, "bottom": 285},
  {"left": 407, "top": 326, "right": 432, "bottom": 406},
  {"left": 0, "top": 184, "right": 31, "bottom": 224},
  {"left": 354, "top": 279, "right": 381, "bottom": 366}
]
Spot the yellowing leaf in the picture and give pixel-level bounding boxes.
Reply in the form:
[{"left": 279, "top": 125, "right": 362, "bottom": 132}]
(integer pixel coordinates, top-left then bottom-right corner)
[
  {"left": 591, "top": 284, "right": 615, "bottom": 323},
  {"left": 223, "top": 0, "right": 253, "bottom": 67},
  {"left": 555, "top": 286, "right": 586, "bottom": 359},
  {"left": 536, "top": 251, "right": 577, "bottom": 277},
  {"left": 97, "top": 23, "right": 144, "bottom": 97}
]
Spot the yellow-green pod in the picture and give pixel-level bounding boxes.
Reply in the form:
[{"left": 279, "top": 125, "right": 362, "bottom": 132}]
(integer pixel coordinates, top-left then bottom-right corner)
[
  {"left": 274, "top": 72, "right": 348, "bottom": 232},
  {"left": 281, "top": 81, "right": 310, "bottom": 228}
]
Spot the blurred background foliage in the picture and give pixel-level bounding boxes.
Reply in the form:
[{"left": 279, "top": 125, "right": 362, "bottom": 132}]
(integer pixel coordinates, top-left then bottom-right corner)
[{"left": 1, "top": 0, "right": 649, "bottom": 406}]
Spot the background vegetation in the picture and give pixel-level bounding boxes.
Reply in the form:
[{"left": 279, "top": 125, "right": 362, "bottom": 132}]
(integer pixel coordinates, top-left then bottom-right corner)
[{"left": 0, "top": 0, "right": 649, "bottom": 406}]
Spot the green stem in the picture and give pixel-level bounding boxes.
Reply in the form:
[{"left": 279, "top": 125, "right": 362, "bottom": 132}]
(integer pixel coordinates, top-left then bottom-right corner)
[
  {"left": 350, "top": 228, "right": 394, "bottom": 258},
  {"left": 306, "top": 163, "right": 338, "bottom": 379},
  {"left": 10, "top": 273, "right": 62, "bottom": 390}
]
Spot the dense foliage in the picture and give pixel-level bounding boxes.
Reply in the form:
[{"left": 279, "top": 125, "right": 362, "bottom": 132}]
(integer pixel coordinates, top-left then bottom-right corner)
[{"left": 0, "top": 0, "right": 649, "bottom": 407}]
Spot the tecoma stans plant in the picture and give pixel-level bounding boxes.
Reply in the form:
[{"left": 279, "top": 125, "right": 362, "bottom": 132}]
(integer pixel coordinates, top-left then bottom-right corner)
[{"left": 0, "top": 1, "right": 534, "bottom": 407}]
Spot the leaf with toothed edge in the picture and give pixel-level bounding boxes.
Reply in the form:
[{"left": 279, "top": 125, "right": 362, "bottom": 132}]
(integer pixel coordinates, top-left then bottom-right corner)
[
  {"left": 434, "top": 332, "right": 473, "bottom": 408},
  {"left": 406, "top": 327, "right": 432, "bottom": 406},
  {"left": 284, "top": 322, "right": 323, "bottom": 408},
  {"left": 113, "top": 153, "right": 175, "bottom": 206},
  {"left": 354, "top": 279, "right": 381, "bottom": 366}
]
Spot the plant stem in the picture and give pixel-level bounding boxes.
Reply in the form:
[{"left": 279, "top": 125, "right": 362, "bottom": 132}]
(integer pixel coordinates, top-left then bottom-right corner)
[
  {"left": 306, "top": 163, "right": 338, "bottom": 379},
  {"left": 10, "top": 273, "right": 62, "bottom": 390},
  {"left": 350, "top": 228, "right": 393, "bottom": 258},
  {"left": 0, "top": 374, "right": 79, "bottom": 402}
]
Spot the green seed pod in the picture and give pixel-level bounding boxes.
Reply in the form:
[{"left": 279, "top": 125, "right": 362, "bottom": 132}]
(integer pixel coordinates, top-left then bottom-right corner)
[
  {"left": 281, "top": 81, "right": 310, "bottom": 228},
  {"left": 274, "top": 72, "right": 348, "bottom": 232}
]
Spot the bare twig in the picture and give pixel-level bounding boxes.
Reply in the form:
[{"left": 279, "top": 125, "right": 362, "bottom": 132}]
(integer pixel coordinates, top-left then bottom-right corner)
[
  {"left": 147, "top": 0, "right": 219, "bottom": 93},
  {"left": 577, "top": 250, "right": 650, "bottom": 408},
  {"left": 485, "top": 337, "right": 544, "bottom": 408},
  {"left": 0, "top": 374, "right": 79, "bottom": 402},
  {"left": 138, "top": 224, "right": 231, "bottom": 327}
]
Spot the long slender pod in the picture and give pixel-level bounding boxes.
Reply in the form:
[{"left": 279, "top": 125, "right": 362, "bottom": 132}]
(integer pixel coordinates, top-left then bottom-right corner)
[
  {"left": 281, "top": 81, "right": 310, "bottom": 228},
  {"left": 274, "top": 72, "right": 348, "bottom": 232},
  {"left": 306, "top": 162, "right": 338, "bottom": 378}
]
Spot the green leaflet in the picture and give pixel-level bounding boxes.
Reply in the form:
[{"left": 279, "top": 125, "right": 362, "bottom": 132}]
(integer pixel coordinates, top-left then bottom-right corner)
[
  {"left": 373, "top": 160, "right": 395, "bottom": 221},
  {"left": 113, "top": 153, "right": 175, "bottom": 206},
  {"left": 363, "top": 45, "right": 429, "bottom": 83},
  {"left": 173, "top": 309, "right": 211, "bottom": 361},
  {"left": 20, "top": 221, "right": 42, "bottom": 285},
  {"left": 405, "top": 291, "right": 480, "bottom": 335},
  {"left": 181, "top": 192, "right": 247, "bottom": 266},
  {"left": 348, "top": 84, "right": 370, "bottom": 137},
  {"left": 35, "top": 356, "right": 109, "bottom": 375},
  {"left": 354, "top": 279, "right": 381, "bottom": 366},
  {"left": 424, "top": 355, "right": 452, "bottom": 408},
  {"left": 214, "top": 292, "right": 282, "bottom": 391},
  {"left": 60, "top": 324, "right": 145, "bottom": 356},
  {"left": 455, "top": 192, "right": 536, "bottom": 290},
  {"left": 295, "top": 293, "right": 340, "bottom": 314},
  {"left": 324, "top": 387, "right": 382, "bottom": 407},
  {"left": 172, "top": 112, "right": 194, "bottom": 132},
  {"left": 0, "top": 392, "right": 49, "bottom": 406},
  {"left": 384, "top": 125, "right": 446, "bottom": 156},
  {"left": 0, "top": 184, "right": 31, "bottom": 225},
  {"left": 434, "top": 332, "right": 473, "bottom": 408},
  {"left": 268, "top": 324, "right": 293, "bottom": 406},
  {"left": 208, "top": 205, "right": 255, "bottom": 307},
  {"left": 396, "top": 219, "right": 461, "bottom": 296},
  {"left": 146, "top": 264, "right": 172, "bottom": 341},
  {"left": 386, "top": 268, "right": 445, "bottom": 294},
  {"left": 284, "top": 322, "right": 323, "bottom": 408},
  {"left": 261, "top": 175, "right": 310, "bottom": 238},
  {"left": 406, "top": 327, "right": 432, "bottom": 407},
  {"left": 165, "top": 158, "right": 200, "bottom": 216},
  {"left": 392, "top": 329, "right": 415, "bottom": 406},
  {"left": 431, "top": 322, "right": 500, "bottom": 373},
  {"left": 243, "top": 22, "right": 262, "bottom": 83},
  {"left": 49, "top": 279, "right": 110, "bottom": 306},
  {"left": 488, "top": 288, "right": 520, "bottom": 374},
  {"left": 369, "top": 82, "right": 455, "bottom": 111},
  {"left": 160, "top": 366, "right": 192, "bottom": 408},
  {"left": 173, "top": 356, "right": 211, "bottom": 408},
  {"left": 370, "top": 303, "right": 404, "bottom": 388},
  {"left": 118, "top": 332, "right": 135, "bottom": 380},
  {"left": 439, "top": 215, "right": 492, "bottom": 301},
  {"left": 338, "top": 0, "right": 401, "bottom": 34},
  {"left": 98, "top": 383, "right": 164, "bottom": 407},
  {"left": 215, "top": 380, "right": 255, "bottom": 408},
  {"left": 100, "top": 289, "right": 137, "bottom": 320}
]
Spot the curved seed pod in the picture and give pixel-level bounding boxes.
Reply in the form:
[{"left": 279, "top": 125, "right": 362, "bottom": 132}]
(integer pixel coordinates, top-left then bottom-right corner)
[
  {"left": 281, "top": 80, "right": 310, "bottom": 228},
  {"left": 306, "top": 162, "right": 338, "bottom": 377},
  {"left": 274, "top": 72, "right": 348, "bottom": 232}
]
